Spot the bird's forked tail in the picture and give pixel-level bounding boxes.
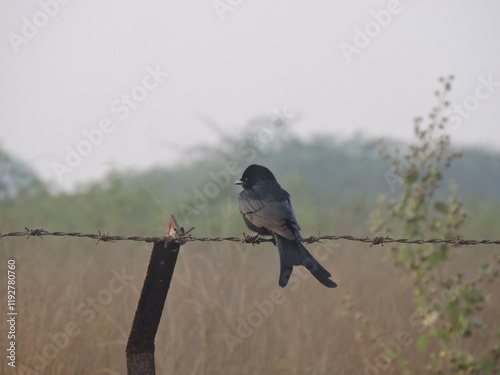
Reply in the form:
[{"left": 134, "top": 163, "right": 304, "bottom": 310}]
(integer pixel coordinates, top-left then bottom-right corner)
[{"left": 275, "top": 235, "right": 337, "bottom": 288}]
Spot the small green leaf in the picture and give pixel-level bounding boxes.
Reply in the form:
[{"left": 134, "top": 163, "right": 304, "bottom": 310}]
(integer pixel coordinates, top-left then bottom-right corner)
[
  {"left": 478, "top": 263, "right": 491, "bottom": 275},
  {"left": 447, "top": 299, "right": 461, "bottom": 327},
  {"left": 428, "top": 251, "right": 443, "bottom": 269},
  {"left": 437, "top": 328, "right": 451, "bottom": 343},
  {"left": 480, "top": 355, "right": 495, "bottom": 372},
  {"left": 406, "top": 169, "right": 419, "bottom": 184},
  {"left": 434, "top": 201, "right": 449, "bottom": 214},
  {"left": 417, "top": 334, "right": 428, "bottom": 352}
]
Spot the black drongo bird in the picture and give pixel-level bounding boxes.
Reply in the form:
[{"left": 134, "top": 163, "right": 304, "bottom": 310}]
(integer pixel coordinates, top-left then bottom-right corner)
[{"left": 235, "top": 164, "right": 337, "bottom": 288}]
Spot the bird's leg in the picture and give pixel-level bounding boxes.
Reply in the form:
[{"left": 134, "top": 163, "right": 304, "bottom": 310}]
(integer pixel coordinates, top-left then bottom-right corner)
[{"left": 271, "top": 234, "right": 277, "bottom": 246}]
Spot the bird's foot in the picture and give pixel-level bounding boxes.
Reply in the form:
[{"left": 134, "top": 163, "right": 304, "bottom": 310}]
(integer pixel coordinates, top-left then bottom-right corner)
[{"left": 242, "top": 233, "right": 261, "bottom": 245}]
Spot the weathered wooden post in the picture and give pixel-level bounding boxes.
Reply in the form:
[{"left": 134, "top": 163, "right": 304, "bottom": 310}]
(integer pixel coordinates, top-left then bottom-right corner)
[{"left": 126, "top": 215, "right": 184, "bottom": 375}]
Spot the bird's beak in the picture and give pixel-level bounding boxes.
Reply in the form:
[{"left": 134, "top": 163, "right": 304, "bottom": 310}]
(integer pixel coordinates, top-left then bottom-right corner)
[{"left": 234, "top": 179, "right": 243, "bottom": 185}]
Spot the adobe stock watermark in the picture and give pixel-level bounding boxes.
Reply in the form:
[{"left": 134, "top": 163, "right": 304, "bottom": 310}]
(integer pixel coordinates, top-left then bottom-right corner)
[
  {"left": 383, "top": 74, "right": 499, "bottom": 192},
  {"left": 50, "top": 65, "right": 169, "bottom": 182},
  {"left": 339, "top": 0, "right": 405, "bottom": 63},
  {"left": 7, "top": 0, "right": 73, "bottom": 54},
  {"left": 177, "top": 107, "right": 297, "bottom": 225},
  {"left": 212, "top": 0, "right": 244, "bottom": 22},
  {"left": 363, "top": 287, "right": 459, "bottom": 375},
  {"left": 222, "top": 241, "right": 340, "bottom": 354},
  {"left": 16, "top": 268, "right": 135, "bottom": 374}
]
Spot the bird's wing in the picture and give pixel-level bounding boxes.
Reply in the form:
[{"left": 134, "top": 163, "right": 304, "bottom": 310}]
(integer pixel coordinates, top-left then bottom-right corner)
[{"left": 238, "top": 197, "right": 299, "bottom": 240}]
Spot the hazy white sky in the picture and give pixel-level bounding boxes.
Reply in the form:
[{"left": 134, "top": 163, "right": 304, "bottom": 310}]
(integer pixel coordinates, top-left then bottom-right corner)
[{"left": 1, "top": 0, "right": 499, "bottom": 190}]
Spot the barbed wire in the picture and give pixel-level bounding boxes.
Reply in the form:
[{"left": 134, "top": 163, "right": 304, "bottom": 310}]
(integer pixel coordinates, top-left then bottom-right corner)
[{"left": 1, "top": 227, "right": 500, "bottom": 247}]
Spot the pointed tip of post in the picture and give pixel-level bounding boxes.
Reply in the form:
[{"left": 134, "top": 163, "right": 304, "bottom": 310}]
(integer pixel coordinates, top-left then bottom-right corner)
[
  {"left": 165, "top": 215, "right": 194, "bottom": 245},
  {"left": 166, "top": 215, "right": 180, "bottom": 237}
]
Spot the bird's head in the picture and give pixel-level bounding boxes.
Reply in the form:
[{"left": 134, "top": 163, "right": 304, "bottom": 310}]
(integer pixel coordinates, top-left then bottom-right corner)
[{"left": 235, "top": 164, "right": 276, "bottom": 189}]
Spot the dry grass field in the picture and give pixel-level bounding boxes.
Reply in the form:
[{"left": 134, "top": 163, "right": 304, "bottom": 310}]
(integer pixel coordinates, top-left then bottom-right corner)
[{"left": 1, "top": 219, "right": 497, "bottom": 374}]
